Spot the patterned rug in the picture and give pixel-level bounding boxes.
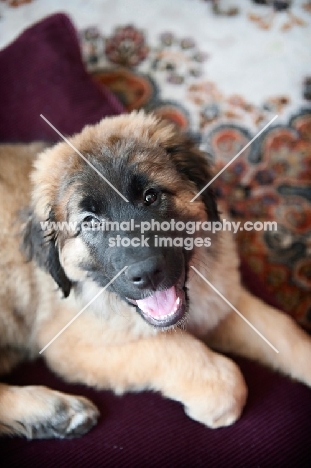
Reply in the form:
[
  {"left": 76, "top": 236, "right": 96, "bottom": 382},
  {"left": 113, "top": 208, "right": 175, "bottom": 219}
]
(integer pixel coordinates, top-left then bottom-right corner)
[{"left": 79, "top": 17, "right": 311, "bottom": 328}]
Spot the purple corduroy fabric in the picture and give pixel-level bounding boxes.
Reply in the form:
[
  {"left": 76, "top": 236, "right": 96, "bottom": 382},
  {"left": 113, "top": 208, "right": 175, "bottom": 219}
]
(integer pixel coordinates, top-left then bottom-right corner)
[
  {"left": 0, "top": 13, "right": 310, "bottom": 468},
  {"left": 1, "top": 358, "right": 311, "bottom": 468}
]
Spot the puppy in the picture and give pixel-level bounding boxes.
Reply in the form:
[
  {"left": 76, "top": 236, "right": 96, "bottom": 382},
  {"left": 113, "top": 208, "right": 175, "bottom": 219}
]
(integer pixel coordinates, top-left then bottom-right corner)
[{"left": 0, "top": 112, "right": 310, "bottom": 439}]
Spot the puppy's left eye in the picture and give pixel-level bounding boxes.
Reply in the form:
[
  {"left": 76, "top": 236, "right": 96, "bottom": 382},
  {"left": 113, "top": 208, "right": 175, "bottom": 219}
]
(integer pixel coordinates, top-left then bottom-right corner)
[{"left": 144, "top": 188, "right": 159, "bottom": 206}]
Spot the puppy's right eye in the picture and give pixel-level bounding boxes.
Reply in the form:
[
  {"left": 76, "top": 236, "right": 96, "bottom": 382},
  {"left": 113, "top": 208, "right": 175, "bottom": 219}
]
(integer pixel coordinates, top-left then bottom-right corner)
[
  {"left": 81, "top": 215, "right": 101, "bottom": 230},
  {"left": 83, "top": 215, "right": 98, "bottom": 224}
]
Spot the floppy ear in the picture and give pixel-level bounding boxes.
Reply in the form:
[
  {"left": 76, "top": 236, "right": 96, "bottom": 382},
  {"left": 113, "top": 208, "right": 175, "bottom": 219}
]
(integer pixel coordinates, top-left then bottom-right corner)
[
  {"left": 165, "top": 135, "right": 220, "bottom": 222},
  {"left": 21, "top": 209, "right": 72, "bottom": 298}
]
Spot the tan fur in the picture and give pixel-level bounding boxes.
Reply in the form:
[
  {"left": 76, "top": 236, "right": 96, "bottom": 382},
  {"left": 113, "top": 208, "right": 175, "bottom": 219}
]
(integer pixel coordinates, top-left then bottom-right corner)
[{"left": 0, "top": 112, "right": 310, "bottom": 439}]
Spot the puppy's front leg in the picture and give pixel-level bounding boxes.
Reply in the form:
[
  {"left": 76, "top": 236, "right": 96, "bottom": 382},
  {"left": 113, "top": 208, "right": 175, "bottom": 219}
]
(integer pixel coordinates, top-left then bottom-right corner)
[
  {"left": 0, "top": 383, "right": 99, "bottom": 439},
  {"left": 43, "top": 330, "right": 247, "bottom": 429},
  {"left": 207, "top": 288, "right": 311, "bottom": 387}
]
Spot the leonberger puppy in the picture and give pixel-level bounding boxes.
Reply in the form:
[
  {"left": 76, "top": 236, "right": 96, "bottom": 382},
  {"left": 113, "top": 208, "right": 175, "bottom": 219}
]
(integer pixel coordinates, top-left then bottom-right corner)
[{"left": 0, "top": 112, "right": 310, "bottom": 439}]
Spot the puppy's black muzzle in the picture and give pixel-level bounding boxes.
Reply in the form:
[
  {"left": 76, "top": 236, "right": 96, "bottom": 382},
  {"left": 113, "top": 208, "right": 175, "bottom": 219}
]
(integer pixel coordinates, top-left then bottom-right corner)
[
  {"left": 125, "top": 255, "right": 166, "bottom": 290},
  {"left": 107, "top": 243, "right": 184, "bottom": 301}
]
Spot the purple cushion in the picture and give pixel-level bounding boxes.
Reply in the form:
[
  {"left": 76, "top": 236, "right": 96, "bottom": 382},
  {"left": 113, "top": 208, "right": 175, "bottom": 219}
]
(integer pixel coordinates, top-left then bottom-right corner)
[
  {"left": 0, "top": 13, "right": 310, "bottom": 467},
  {"left": 0, "top": 13, "right": 124, "bottom": 143}
]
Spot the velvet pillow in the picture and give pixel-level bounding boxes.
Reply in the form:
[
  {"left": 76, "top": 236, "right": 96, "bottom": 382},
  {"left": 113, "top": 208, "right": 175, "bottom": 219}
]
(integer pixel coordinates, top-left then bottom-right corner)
[{"left": 0, "top": 13, "right": 124, "bottom": 143}]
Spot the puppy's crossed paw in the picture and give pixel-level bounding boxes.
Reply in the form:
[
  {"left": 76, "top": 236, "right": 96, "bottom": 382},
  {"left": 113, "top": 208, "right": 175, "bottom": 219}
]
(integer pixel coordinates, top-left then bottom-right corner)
[
  {"left": 184, "top": 364, "right": 247, "bottom": 429},
  {"left": 185, "top": 391, "right": 245, "bottom": 429}
]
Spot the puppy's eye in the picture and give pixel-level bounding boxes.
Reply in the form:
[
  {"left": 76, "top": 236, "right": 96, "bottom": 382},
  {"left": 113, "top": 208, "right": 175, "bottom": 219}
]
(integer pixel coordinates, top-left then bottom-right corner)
[
  {"left": 82, "top": 215, "right": 101, "bottom": 229},
  {"left": 83, "top": 215, "right": 98, "bottom": 224},
  {"left": 144, "top": 188, "right": 159, "bottom": 206}
]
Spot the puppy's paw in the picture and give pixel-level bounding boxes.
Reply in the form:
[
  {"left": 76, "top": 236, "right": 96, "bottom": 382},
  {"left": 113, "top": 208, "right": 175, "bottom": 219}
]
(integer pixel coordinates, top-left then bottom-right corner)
[
  {"left": 32, "top": 394, "right": 99, "bottom": 439},
  {"left": 12, "top": 387, "right": 99, "bottom": 439},
  {"left": 184, "top": 360, "right": 247, "bottom": 429}
]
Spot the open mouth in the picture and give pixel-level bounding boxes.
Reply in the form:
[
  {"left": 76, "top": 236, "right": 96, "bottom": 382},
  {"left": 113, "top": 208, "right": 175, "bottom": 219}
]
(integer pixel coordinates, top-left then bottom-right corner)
[{"left": 127, "top": 284, "right": 186, "bottom": 328}]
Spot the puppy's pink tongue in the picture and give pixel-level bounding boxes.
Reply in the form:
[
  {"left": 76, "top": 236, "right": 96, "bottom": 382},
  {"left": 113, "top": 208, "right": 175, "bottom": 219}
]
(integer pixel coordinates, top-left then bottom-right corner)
[{"left": 137, "top": 286, "right": 177, "bottom": 318}]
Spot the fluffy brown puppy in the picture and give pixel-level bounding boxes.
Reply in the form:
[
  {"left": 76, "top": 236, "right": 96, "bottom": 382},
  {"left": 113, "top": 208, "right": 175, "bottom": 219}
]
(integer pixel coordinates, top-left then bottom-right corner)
[{"left": 0, "top": 112, "right": 310, "bottom": 439}]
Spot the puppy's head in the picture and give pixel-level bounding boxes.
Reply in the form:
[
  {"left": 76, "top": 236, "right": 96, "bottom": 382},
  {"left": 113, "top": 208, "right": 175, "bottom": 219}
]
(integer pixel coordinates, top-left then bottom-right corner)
[{"left": 23, "top": 112, "right": 219, "bottom": 328}]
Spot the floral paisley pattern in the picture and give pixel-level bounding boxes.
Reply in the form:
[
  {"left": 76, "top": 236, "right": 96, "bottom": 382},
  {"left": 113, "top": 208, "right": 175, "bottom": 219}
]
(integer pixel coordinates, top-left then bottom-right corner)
[{"left": 206, "top": 111, "right": 311, "bottom": 327}]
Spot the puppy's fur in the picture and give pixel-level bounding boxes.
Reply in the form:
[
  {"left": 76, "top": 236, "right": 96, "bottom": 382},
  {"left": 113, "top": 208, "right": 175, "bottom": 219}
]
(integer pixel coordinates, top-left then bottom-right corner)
[{"left": 0, "top": 112, "right": 310, "bottom": 439}]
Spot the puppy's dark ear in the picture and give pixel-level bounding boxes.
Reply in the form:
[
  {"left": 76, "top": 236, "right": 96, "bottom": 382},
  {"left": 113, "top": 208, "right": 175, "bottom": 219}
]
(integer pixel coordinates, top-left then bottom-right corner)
[
  {"left": 165, "top": 136, "right": 220, "bottom": 221},
  {"left": 21, "top": 209, "right": 72, "bottom": 298}
]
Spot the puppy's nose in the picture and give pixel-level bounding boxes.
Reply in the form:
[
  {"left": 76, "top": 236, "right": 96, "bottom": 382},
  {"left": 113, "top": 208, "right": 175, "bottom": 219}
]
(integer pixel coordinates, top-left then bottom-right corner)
[{"left": 125, "top": 256, "right": 165, "bottom": 289}]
